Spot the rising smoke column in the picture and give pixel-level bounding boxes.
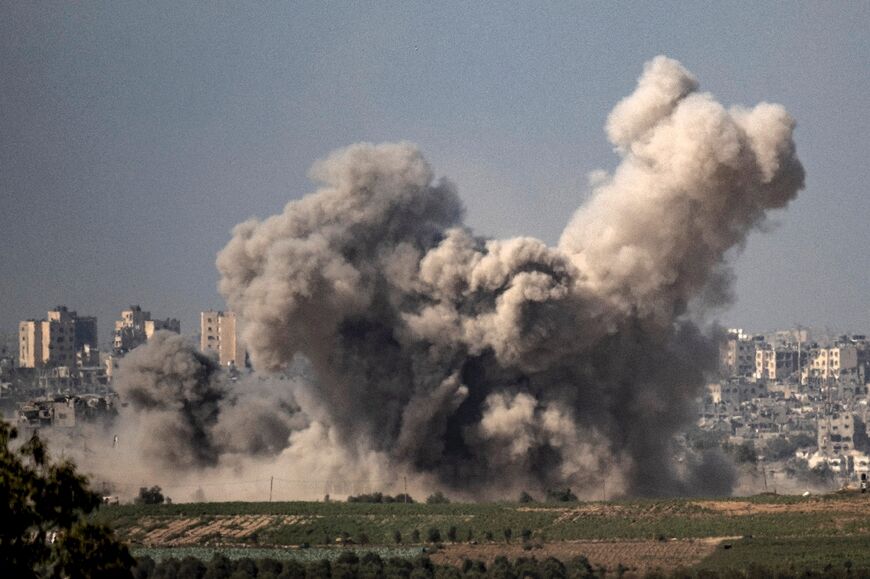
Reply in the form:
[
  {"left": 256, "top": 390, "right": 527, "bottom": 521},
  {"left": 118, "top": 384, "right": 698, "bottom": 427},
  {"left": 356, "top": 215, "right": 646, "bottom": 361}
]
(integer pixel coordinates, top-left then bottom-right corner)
[
  {"left": 217, "top": 56, "right": 804, "bottom": 497},
  {"left": 114, "top": 331, "right": 302, "bottom": 470}
]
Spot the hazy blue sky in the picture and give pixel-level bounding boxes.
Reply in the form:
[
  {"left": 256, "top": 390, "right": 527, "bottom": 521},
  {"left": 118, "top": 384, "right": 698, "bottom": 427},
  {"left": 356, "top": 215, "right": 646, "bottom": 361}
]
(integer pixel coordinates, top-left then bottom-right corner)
[{"left": 2, "top": 2, "right": 869, "bottom": 345}]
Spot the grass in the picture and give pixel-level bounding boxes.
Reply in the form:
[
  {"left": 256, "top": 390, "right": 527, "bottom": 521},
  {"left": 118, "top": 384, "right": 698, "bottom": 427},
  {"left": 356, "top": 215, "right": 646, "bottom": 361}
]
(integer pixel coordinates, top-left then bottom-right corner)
[
  {"left": 697, "top": 536, "right": 870, "bottom": 573},
  {"left": 92, "top": 493, "right": 870, "bottom": 573},
  {"left": 131, "top": 546, "right": 425, "bottom": 562},
  {"left": 92, "top": 493, "right": 870, "bottom": 547}
]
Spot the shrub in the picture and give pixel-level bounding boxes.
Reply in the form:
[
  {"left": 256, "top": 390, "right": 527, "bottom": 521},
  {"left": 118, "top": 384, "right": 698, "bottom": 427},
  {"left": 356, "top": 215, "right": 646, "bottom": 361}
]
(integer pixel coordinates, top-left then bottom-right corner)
[
  {"left": 135, "top": 485, "right": 166, "bottom": 505},
  {"left": 426, "top": 491, "right": 450, "bottom": 504},
  {"left": 545, "top": 487, "right": 578, "bottom": 502},
  {"left": 447, "top": 526, "right": 457, "bottom": 542}
]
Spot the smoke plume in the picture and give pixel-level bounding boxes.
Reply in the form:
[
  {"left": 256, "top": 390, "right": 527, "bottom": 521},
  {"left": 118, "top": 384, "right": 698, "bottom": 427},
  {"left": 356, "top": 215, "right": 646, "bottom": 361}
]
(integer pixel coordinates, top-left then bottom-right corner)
[
  {"left": 59, "top": 56, "right": 801, "bottom": 499},
  {"left": 211, "top": 56, "right": 804, "bottom": 497},
  {"left": 113, "top": 331, "right": 303, "bottom": 470}
]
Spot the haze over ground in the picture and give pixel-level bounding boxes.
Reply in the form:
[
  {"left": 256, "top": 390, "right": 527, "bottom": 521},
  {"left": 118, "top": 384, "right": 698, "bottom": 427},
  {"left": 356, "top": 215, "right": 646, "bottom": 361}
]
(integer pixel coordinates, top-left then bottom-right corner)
[{"left": 1, "top": 2, "right": 869, "bottom": 341}]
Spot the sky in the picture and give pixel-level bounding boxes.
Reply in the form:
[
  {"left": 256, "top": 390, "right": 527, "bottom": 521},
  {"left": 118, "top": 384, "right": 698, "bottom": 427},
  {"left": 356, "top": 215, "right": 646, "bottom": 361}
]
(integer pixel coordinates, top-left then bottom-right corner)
[{"left": 1, "top": 2, "right": 869, "bottom": 347}]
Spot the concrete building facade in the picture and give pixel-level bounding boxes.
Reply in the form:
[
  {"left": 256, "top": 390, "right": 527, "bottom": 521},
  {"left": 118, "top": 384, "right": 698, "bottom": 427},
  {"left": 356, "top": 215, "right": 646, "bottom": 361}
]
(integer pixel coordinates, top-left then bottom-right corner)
[
  {"left": 755, "top": 346, "right": 798, "bottom": 382},
  {"left": 809, "top": 345, "right": 859, "bottom": 381},
  {"left": 113, "top": 305, "right": 180, "bottom": 354},
  {"left": 18, "top": 306, "right": 98, "bottom": 370},
  {"left": 201, "top": 310, "right": 246, "bottom": 368},
  {"left": 720, "top": 329, "right": 757, "bottom": 377}
]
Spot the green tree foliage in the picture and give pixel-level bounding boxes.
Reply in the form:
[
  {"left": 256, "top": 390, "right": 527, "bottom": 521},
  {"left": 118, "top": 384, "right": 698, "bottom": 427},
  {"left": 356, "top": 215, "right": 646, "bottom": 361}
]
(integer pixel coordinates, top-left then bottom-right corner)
[
  {"left": 545, "top": 487, "right": 578, "bottom": 502},
  {"left": 346, "top": 492, "right": 415, "bottom": 504},
  {"left": 0, "top": 421, "right": 134, "bottom": 578}
]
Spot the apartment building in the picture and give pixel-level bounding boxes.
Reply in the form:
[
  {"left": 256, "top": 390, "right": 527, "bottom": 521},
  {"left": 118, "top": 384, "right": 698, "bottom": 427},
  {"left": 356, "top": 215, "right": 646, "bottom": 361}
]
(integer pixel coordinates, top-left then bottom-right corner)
[
  {"left": 18, "top": 306, "right": 98, "bottom": 370},
  {"left": 201, "top": 310, "right": 246, "bottom": 368},
  {"left": 113, "top": 305, "right": 180, "bottom": 354}
]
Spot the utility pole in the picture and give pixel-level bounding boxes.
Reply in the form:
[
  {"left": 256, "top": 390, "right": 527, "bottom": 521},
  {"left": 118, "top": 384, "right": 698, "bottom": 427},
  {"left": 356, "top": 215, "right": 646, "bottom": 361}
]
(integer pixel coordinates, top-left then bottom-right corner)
[
  {"left": 403, "top": 476, "right": 408, "bottom": 503},
  {"left": 269, "top": 476, "right": 273, "bottom": 503}
]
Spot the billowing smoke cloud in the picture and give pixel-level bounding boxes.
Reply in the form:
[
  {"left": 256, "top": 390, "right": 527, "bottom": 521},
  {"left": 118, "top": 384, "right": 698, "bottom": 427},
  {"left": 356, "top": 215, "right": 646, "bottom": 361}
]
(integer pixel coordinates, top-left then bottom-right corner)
[
  {"left": 212, "top": 56, "right": 803, "bottom": 498},
  {"left": 114, "top": 331, "right": 303, "bottom": 470},
  {"left": 73, "top": 56, "right": 799, "bottom": 500}
]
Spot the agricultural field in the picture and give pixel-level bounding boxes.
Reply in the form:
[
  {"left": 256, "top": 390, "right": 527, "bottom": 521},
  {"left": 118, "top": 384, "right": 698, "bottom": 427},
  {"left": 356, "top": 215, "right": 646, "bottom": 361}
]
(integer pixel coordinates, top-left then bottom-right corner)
[{"left": 93, "top": 492, "right": 870, "bottom": 575}]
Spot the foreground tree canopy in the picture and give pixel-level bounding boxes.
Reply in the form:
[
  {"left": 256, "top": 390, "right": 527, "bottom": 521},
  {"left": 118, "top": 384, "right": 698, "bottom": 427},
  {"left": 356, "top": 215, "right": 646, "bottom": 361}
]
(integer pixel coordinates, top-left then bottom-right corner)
[{"left": 0, "top": 421, "right": 134, "bottom": 578}]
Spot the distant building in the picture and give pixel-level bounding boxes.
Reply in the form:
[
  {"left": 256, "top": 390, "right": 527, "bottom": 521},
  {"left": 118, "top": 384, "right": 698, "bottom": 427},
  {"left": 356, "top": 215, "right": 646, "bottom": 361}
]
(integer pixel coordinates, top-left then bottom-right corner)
[
  {"left": 18, "top": 306, "right": 98, "bottom": 370},
  {"left": 818, "top": 411, "right": 856, "bottom": 457},
  {"left": 708, "top": 378, "right": 766, "bottom": 406},
  {"left": 112, "top": 305, "right": 180, "bottom": 354},
  {"left": 719, "top": 329, "right": 757, "bottom": 377},
  {"left": 755, "top": 345, "right": 798, "bottom": 382},
  {"left": 807, "top": 345, "right": 859, "bottom": 382},
  {"left": 201, "top": 310, "right": 246, "bottom": 369}
]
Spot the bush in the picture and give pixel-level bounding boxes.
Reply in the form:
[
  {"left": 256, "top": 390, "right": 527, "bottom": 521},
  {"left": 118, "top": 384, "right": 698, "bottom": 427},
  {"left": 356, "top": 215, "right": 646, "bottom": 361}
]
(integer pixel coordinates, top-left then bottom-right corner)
[
  {"left": 545, "top": 487, "right": 578, "bottom": 502},
  {"left": 135, "top": 485, "right": 166, "bottom": 505},
  {"left": 426, "top": 491, "right": 450, "bottom": 504},
  {"left": 427, "top": 528, "right": 442, "bottom": 543},
  {"left": 347, "top": 492, "right": 415, "bottom": 503},
  {"left": 519, "top": 491, "right": 535, "bottom": 503},
  {"left": 447, "top": 526, "right": 458, "bottom": 542}
]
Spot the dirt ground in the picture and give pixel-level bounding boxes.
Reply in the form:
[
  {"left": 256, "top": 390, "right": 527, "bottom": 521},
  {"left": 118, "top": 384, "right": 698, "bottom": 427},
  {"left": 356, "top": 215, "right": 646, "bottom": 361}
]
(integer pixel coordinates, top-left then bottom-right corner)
[
  {"left": 128, "top": 515, "right": 311, "bottom": 546},
  {"left": 692, "top": 497, "right": 870, "bottom": 516},
  {"left": 430, "top": 538, "right": 728, "bottom": 573}
]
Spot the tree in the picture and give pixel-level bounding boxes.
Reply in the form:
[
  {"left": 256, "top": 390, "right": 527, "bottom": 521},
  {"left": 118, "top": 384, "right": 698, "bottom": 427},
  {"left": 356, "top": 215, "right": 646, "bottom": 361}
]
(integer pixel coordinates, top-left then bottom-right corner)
[
  {"left": 427, "top": 527, "right": 442, "bottom": 543},
  {"left": 426, "top": 491, "right": 450, "bottom": 504},
  {"left": 447, "top": 526, "right": 458, "bottom": 543},
  {"left": 0, "top": 422, "right": 134, "bottom": 578},
  {"left": 518, "top": 491, "right": 535, "bottom": 503},
  {"left": 135, "top": 485, "right": 166, "bottom": 505},
  {"left": 545, "top": 487, "right": 578, "bottom": 502}
]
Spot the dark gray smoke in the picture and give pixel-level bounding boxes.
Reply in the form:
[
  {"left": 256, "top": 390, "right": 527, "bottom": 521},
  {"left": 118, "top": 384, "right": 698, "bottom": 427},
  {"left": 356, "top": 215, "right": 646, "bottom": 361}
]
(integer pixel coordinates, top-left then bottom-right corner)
[
  {"left": 208, "top": 56, "right": 804, "bottom": 497},
  {"left": 114, "top": 331, "right": 302, "bottom": 470}
]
